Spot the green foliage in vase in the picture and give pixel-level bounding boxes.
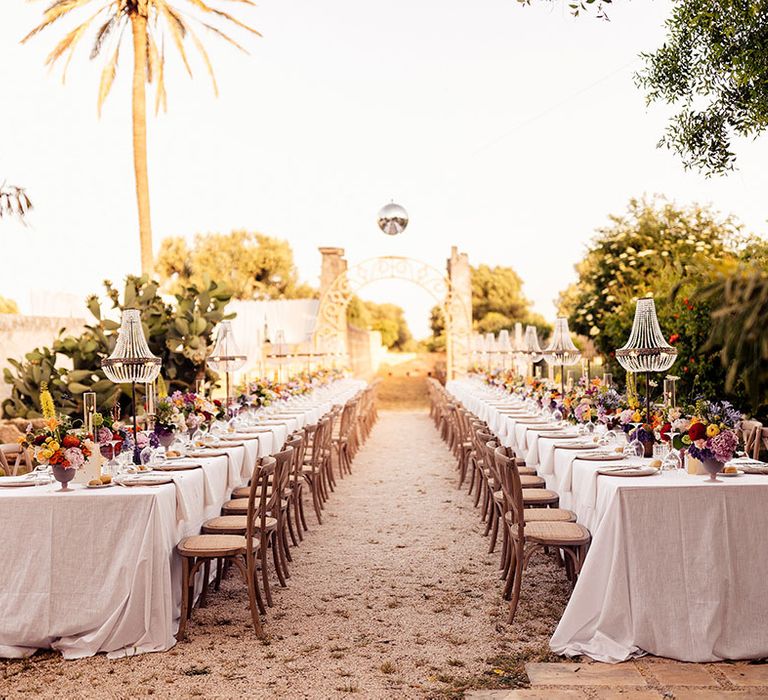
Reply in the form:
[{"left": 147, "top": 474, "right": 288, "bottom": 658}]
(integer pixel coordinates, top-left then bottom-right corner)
[
  {"left": 2, "top": 275, "right": 233, "bottom": 419},
  {"left": 156, "top": 231, "right": 315, "bottom": 300},
  {"left": 558, "top": 196, "right": 754, "bottom": 402}
]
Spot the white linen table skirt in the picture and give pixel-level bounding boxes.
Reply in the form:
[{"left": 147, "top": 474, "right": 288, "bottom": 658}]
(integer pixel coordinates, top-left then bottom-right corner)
[{"left": 551, "top": 472, "right": 768, "bottom": 662}]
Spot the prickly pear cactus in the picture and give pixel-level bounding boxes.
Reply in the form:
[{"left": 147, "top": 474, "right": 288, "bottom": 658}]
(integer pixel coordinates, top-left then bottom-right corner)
[{"left": 2, "top": 275, "right": 233, "bottom": 418}]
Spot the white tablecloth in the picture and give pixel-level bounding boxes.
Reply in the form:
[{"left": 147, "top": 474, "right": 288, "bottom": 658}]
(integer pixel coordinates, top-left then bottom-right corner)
[
  {"left": 448, "top": 378, "right": 768, "bottom": 664},
  {"left": 0, "top": 381, "right": 363, "bottom": 659}
]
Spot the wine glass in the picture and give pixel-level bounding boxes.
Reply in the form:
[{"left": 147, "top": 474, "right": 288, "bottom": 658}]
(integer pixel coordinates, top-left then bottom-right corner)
[
  {"left": 662, "top": 430, "right": 683, "bottom": 472},
  {"left": 623, "top": 422, "right": 644, "bottom": 458},
  {"left": 106, "top": 439, "right": 122, "bottom": 475}
]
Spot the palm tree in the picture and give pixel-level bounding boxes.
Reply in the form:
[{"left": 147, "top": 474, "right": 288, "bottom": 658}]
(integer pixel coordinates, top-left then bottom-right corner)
[
  {"left": 23, "top": 0, "right": 259, "bottom": 275},
  {"left": 0, "top": 183, "right": 32, "bottom": 221}
]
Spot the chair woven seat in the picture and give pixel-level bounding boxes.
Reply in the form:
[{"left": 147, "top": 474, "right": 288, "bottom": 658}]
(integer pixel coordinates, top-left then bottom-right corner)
[
  {"left": 521, "top": 488, "right": 559, "bottom": 504},
  {"left": 520, "top": 474, "right": 545, "bottom": 488},
  {"left": 518, "top": 466, "right": 538, "bottom": 476},
  {"left": 506, "top": 508, "right": 576, "bottom": 523},
  {"left": 231, "top": 485, "right": 292, "bottom": 499},
  {"left": 202, "top": 515, "right": 247, "bottom": 533},
  {"left": 178, "top": 534, "right": 245, "bottom": 557},
  {"left": 204, "top": 515, "right": 278, "bottom": 532},
  {"left": 522, "top": 520, "right": 591, "bottom": 545}
]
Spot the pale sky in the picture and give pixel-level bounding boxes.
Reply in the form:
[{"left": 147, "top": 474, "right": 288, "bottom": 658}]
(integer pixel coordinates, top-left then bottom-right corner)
[{"left": 2, "top": 0, "right": 767, "bottom": 338}]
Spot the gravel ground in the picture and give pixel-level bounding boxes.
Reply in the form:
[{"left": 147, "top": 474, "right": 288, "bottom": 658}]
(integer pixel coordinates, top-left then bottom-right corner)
[{"left": 0, "top": 411, "right": 569, "bottom": 699}]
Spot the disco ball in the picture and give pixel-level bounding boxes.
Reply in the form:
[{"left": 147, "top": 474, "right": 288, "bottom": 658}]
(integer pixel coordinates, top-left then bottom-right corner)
[{"left": 377, "top": 202, "right": 409, "bottom": 236}]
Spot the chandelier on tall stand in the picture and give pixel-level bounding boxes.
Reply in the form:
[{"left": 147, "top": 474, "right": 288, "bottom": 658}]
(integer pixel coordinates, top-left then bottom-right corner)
[{"left": 615, "top": 298, "right": 678, "bottom": 422}]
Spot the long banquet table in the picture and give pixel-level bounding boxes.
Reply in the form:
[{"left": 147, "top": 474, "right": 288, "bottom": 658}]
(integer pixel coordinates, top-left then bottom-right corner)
[
  {"left": 448, "top": 379, "right": 768, "bottom": 664},
  {"left": 0, "top": 380, "right": 363, "bottom": 659}
]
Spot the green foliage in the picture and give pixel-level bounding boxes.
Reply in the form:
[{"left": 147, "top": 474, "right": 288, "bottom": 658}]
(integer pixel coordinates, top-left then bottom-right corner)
[
  {"left": 699, "top": 266, "right": 768, "bottom": 417},
  {"left": 516, "top": 0, "right": 612, "bottom": 19},
  {"left": 347, "top": 297, "right": 412, "bottom": 350},
  {"left": 471, "top": 264, "right": 549, "bottom": 336},
  {"left": 156, "top": 230, "right": 315, "bottom": 301},
  {"left": 0, "top": 295, "right": 19, "bottom": 314},
  {"left": 559, "top": 196, "right": 750, "bottom": 401},
  {"left": 637, "top": 0, "right": 768, "bottom": 175},
  {"left": 2, "top": 275, "right": 233, "bottom": 419}
]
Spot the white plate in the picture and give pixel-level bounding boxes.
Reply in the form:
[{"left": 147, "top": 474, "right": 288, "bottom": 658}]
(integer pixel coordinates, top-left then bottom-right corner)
[
  {"left": 718, "top": 470, "right": 744, "bottom": 477},
  {"left": 86, "top": 482, "right": 115, "bottom": 489}
]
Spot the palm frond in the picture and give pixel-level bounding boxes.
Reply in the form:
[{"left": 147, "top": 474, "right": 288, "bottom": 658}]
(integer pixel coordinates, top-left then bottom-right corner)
[
  {"left": 156, "top": 1, "right": 193, "bottom": 77},
  {"left": 21, "top": 0, "right": 94, "bottom": 43},
  {"left": 97, "top": 40, "right": 120, "bottom": 115},
  {"left": 147, "top": 32, "right": 168, "bottom": 113},
  {"left": 208, "top": 7, "right": 261, "bottom": 36},
  {"left": 185, "top": 23, "right": 218, "bottom": 96},
  {"left": 198, "top": 21, "right": 248, "bottom": 53},
  {"left": 91, "top": 12, "right": 118, "bottom": 58}
]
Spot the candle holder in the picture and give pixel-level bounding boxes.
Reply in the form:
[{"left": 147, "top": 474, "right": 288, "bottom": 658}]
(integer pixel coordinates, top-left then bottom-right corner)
[
  {"left": 543, "top": 317, "right": 582, "bottom": 396},
  {"left": 497, "top": 329, "right": 512, "bottom": 371},
  {"left": 664, "top": 375, "right": 679, "bottom": 408},
  {"left": 83, "top": 392, "right": 97, "bottom": 437},
  {"left": 208, "top": 321, "right": 247, "bottom": 420},
  {"left": 602, "top": 372, "right": 613, "bottom": 387},
  {"left": 145, "top": 382, "right": 156, "bottom": 430},
  {"left": 101, "top": 309, "right": 162, "bottom": 463},
  {"left": 615, "top": 298, "right": 678, "bottom": 422}
]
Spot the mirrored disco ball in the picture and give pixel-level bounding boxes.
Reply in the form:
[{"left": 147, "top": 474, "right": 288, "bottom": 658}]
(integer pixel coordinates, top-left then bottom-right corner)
[{"left": 377, "top": 202, "right": 409, "bottom": 236}]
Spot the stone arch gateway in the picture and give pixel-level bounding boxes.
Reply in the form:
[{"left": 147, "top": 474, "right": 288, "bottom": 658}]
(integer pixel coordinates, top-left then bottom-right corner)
[{"left": 313, "top": 248, "right": 472, "bottom": 379}]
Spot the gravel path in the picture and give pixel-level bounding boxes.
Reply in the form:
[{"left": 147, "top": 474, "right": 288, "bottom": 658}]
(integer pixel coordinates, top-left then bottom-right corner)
[{"left": 0, "top": 411, "right": 568, "bottom": 699}]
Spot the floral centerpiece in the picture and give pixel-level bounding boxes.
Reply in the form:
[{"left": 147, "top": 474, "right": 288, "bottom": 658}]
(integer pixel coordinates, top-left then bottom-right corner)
[
  {"left": 684, "top": 400, "right": 741, "bottom": 479},
  {"left": 18, "top": 384, "right": 92, "bottom": 490}
]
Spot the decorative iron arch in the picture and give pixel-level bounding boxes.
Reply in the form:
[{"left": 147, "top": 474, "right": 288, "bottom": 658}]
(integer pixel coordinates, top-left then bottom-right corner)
[{"left": 313, "top": 256, "right": 472, "bottom": 378}]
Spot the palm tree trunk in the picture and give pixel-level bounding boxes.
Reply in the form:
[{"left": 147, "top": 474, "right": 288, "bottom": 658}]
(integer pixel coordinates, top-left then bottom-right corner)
[{"left": 131, "top": 13, "right": 153, "bottom": 276}]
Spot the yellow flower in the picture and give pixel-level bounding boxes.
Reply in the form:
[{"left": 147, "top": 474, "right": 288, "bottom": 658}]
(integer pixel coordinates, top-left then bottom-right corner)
[
  {"left": 39, "top": 449, "right": 53, "bottom": 461},
  {"left": 39, "top": 382, "right": 56, "bottom": 420},
  {"left": 632, "top": 410, "right": 643, "bottom": 423},
  {"left": 48, "top": 441, "right": 60, "bottom": 452},
  {"left": 706, "top": 424, "right": 720, "bottom": 438}
]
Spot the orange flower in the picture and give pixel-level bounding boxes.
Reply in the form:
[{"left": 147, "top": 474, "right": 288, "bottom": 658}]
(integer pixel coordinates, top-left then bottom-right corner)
[{"left": 62, "top": 435, "right": 80, "bottom": 448}]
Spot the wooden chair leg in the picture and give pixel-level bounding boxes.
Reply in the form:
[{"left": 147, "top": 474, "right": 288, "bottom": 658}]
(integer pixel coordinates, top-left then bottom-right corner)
[
  {"left": 231, "top": 556, "right": 264, "bottom": 638},
  {"left": 507, "top": 545, "right": 525, "bottom": 622},
  {"left": 298, "top": 491, "right": 309, "bottom": 532},
  {"left": 488, "top": 507, "right": 500, "bottom": 553},
  {"left": 286, "top": 501, "right": 300, "bottom": 546},
  {"left": 177, "top": 556, "right": 191, "bottom": 641},
  {"left": 261, "top": 536, "right": 273, "bottom": 607},
  {"left": 271, "top": 532, "right": 287, "bottom": 587}
]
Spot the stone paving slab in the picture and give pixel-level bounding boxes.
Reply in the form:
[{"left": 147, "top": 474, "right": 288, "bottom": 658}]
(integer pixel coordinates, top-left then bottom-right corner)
[
  {"left": 642, "top": 660, "right": 719, "bottom": 686},
  {"left": 526, "top": 662, "right": 647, "bottom": 686},
  {"left": 669, "top": 691, "right": 768, "bottom": 699},
  {"left": 591, "top": 690, "right": 665, "bottom": 699},
  {"left": 465, "top": 690, "right": 585, "bottom": 699},
  {"left": 717, "top": 664, "right": 768, "bottom": 687}
]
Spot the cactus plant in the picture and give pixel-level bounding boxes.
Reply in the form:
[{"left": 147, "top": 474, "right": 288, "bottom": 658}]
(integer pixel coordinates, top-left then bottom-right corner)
[{"left": 2, "top": 275, "right": 233, "bottom": 419}]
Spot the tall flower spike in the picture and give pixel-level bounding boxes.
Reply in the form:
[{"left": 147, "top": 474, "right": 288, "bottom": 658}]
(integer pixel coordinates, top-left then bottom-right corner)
[{"left": 39, "top": 382, "right": 56, "bottom": 419}]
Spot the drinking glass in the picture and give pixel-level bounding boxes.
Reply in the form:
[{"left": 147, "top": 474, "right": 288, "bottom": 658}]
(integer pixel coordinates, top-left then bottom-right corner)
[
  {"left": 623, "top": 422, "right": 645, "bottom": 458},
  {"left": 661, "top": 431, "right": 683, "bottom": 472}
]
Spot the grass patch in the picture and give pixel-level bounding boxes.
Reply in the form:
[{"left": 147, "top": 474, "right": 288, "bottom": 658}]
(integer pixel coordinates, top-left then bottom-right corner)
[
  {"left": 182, "top": 665, "right": 211, "bottom": 677},
  {"left": 380, "top": 661, "right": 397, "bottom": 674}
]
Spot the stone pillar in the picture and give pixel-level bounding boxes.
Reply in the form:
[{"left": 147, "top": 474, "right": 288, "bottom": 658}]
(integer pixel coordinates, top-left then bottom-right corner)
[
  {"left": 316, "top": 247, "right": 350, "bottom": 363},
  {"left": 319, "top": 247, "right": 348, "bottom": 300},
  {"left": 446, "top": 246, "right": 472, "bottom": 379}
]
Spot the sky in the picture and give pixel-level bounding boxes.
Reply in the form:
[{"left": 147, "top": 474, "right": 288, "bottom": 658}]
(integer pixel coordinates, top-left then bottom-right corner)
[{"left": 2, "top": 0, "right": 768, "bottom": 339}]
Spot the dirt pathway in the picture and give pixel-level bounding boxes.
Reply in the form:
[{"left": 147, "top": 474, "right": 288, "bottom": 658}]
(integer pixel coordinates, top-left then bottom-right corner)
[{"left": 0, "top": 412, "right": 567, "bottom": 699}]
